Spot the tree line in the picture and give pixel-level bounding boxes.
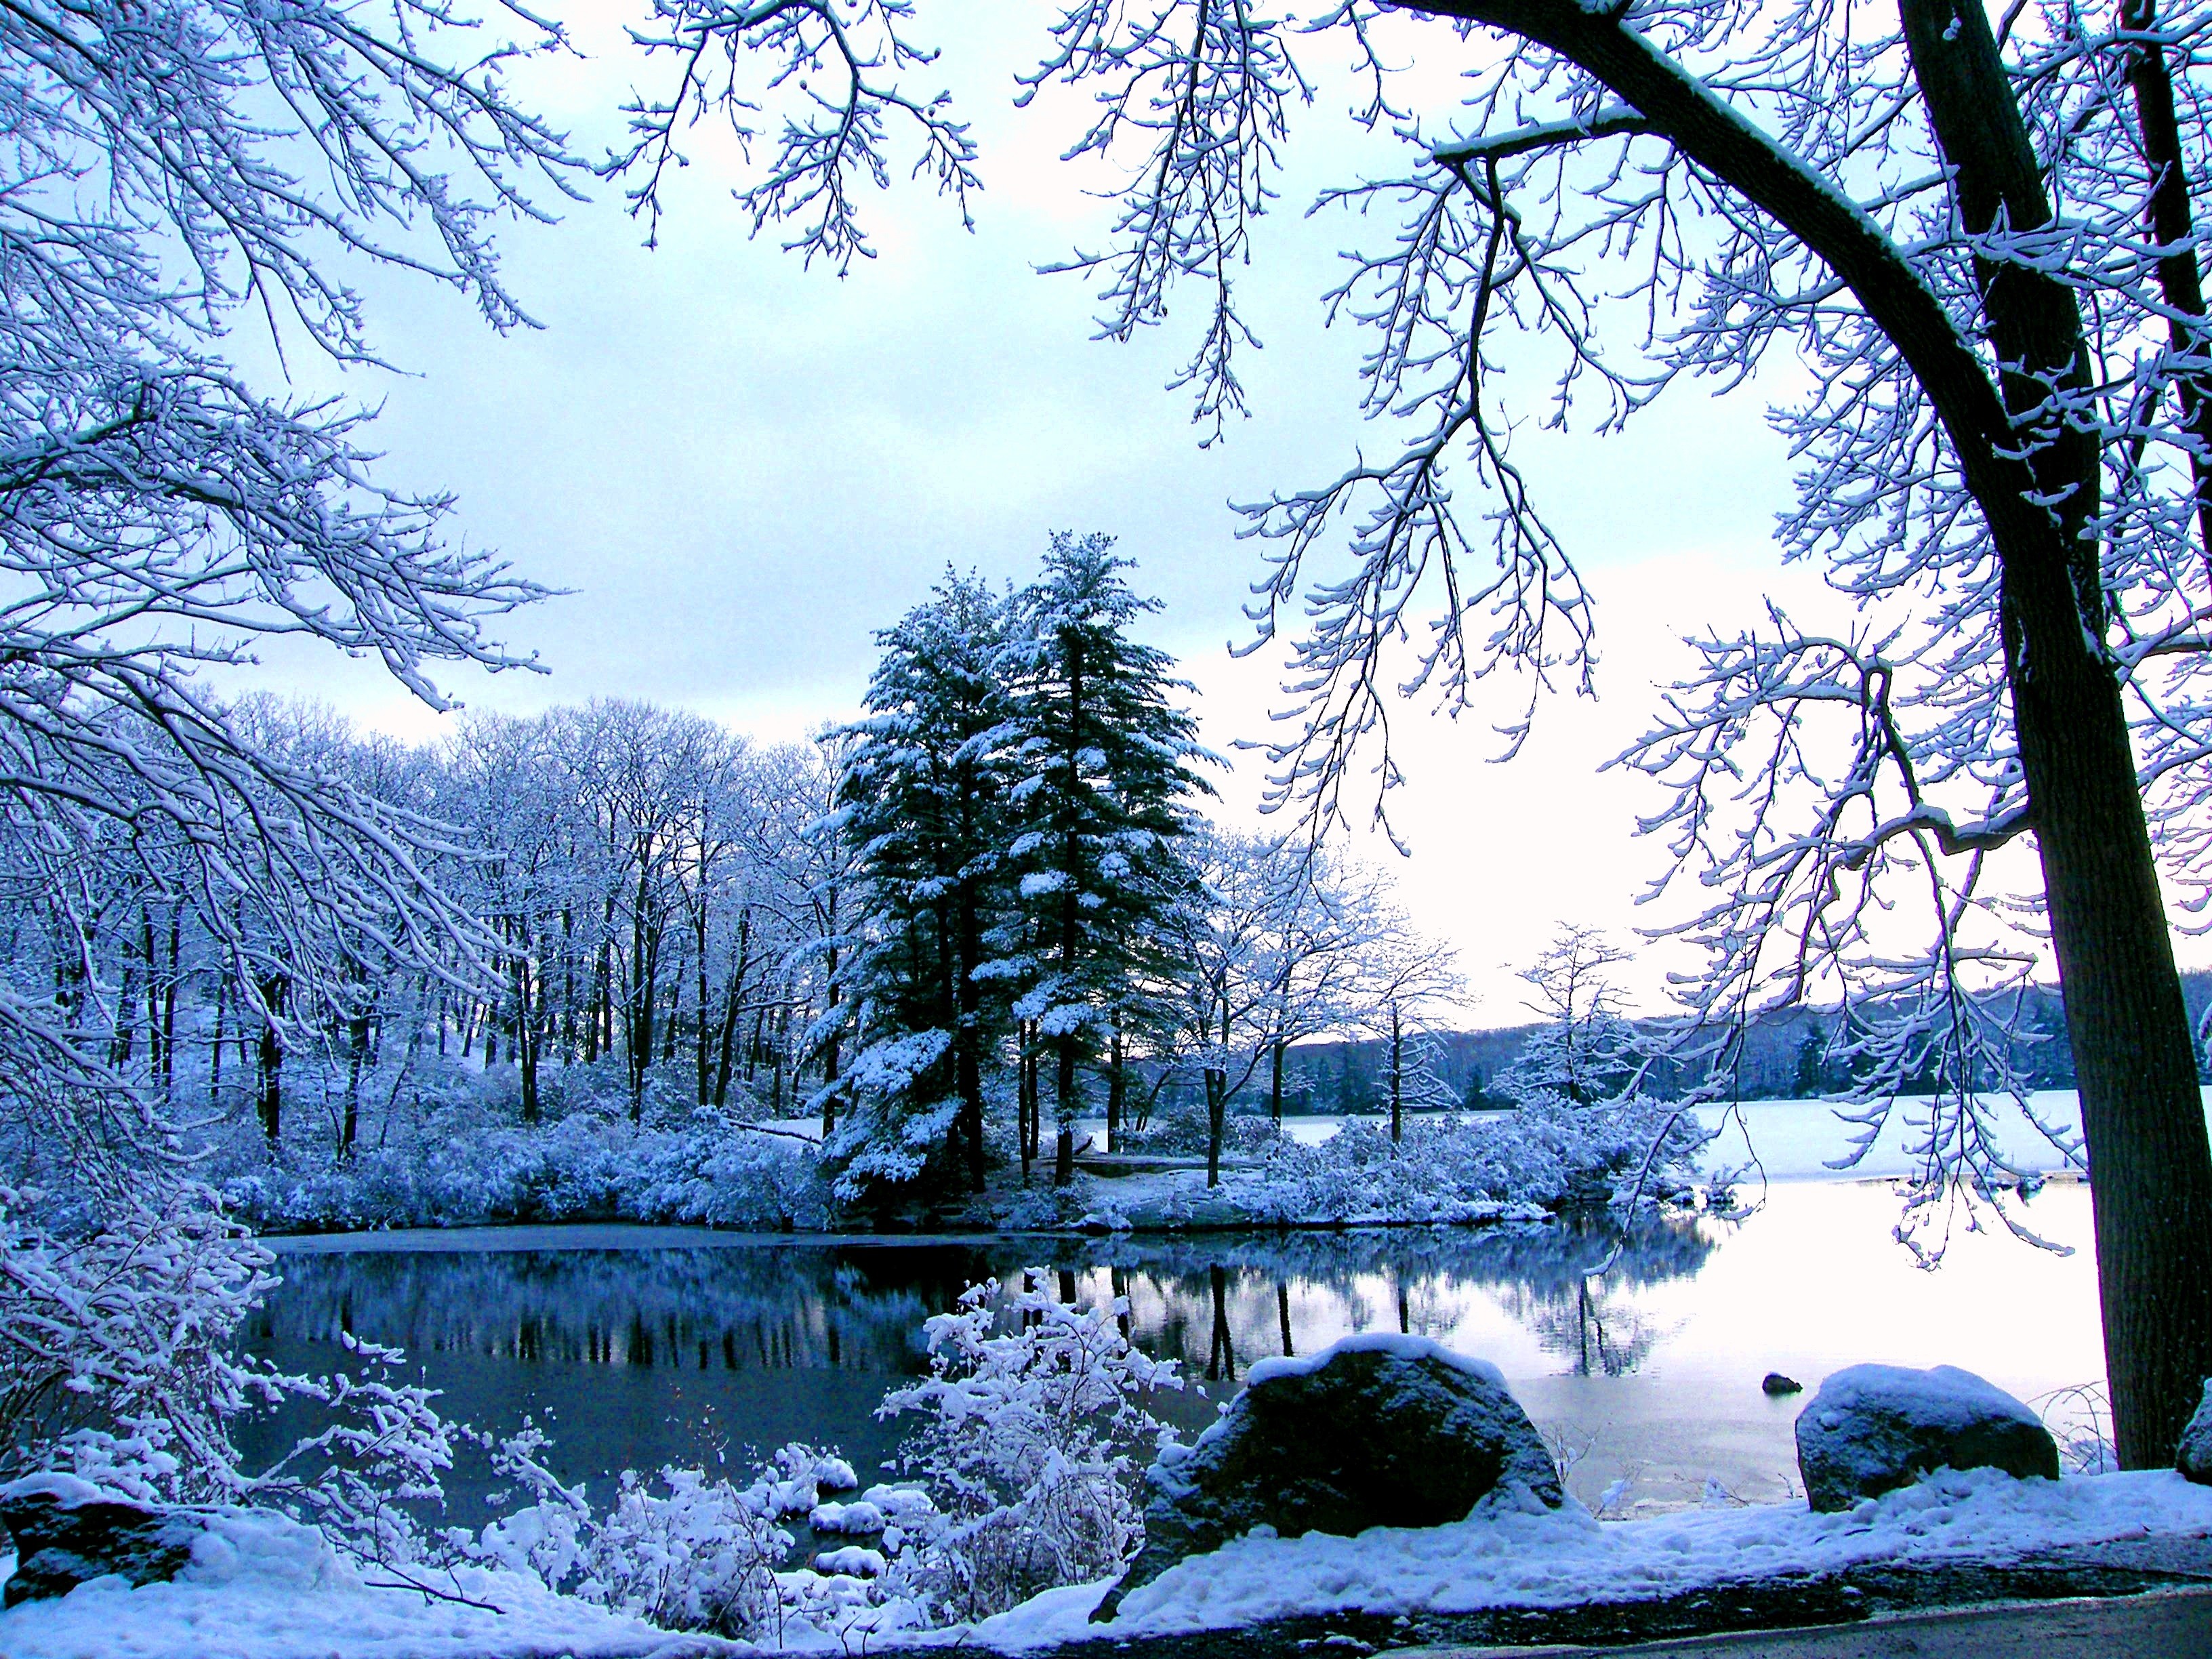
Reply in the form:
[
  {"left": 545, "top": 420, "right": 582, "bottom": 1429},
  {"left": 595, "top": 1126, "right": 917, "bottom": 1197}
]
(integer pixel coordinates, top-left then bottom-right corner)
[{"left": 0, "top": 536, "right": 1466, "bottom": 1197}]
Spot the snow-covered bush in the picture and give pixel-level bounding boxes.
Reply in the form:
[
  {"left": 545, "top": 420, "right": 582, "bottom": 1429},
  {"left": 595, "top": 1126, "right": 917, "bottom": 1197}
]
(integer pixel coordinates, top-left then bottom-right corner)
[
  {"left": 877, "top": 1273, "right": 1181, "bottom": 1621},
  {"left": 215, "top": 1097, "right": 831, "bottom": 1233},
  {"left": 465, "top": 1429, "right": 874, "bottom": 1641},
  {"left": 1, "top": 1176, "right": 457, "bottom": 1561},
  {"left": 1, "top": 1179, "right": 281, "bottom": 1499},
  {"left": 1241, "top": 1103, "right": 1705, "bottom": 1223}
]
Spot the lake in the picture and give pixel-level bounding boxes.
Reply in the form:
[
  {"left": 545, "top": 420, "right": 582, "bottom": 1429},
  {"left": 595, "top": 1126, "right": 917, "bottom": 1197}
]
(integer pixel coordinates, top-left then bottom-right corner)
[{"left": 242, "top": 1113, "right": 2117, "bottom": 1522}]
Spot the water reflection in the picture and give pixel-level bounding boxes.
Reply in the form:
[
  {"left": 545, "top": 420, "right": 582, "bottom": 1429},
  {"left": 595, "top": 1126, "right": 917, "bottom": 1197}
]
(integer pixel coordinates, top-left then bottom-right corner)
[
  {"left": 240, "top": 1183, "right": 2110, "bottom": 1517},
  {"left": 241, "top": 1212, "right": 1717, "bottom": 1513}
]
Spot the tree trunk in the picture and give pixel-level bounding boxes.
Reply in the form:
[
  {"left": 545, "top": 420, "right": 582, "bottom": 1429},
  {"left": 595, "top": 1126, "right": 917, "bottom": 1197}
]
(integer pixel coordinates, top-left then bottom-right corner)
[
  {"left": 1054, "top": 1122, "right": 1075, "bottom": 1186},
  {"left": 256, "top": 974, "right": 285, "bottom": 1147},
  {"left": 2123, "top": 0, "right": 2212, "bottom": 572},
  {"left": 1106, "top": 1023, "right": 1126, "bottom": 1154},
  {"left": 1271, "top": 1040, "right": 1285, "bottom": 1130},
  {"left": 1205, "top": 1065, "right": 1226, "bottom": 1188},
  {"left": 159, "top": 904, "right": 179, "bottom": 1094},
  {"left": 517, "top": 943, "right": 541, "bottom": 1126},
  {"left": 714, "top": 910, "right": 752, "bottom": 1109},
  {"left": 1389, "top": 1001, "right": 1404, "bottom": 1145},
  {"left": 209, "top": 973, "right": 226, "bottom": 1102},
  {"left": 956, "top": 888, "right": 987, "bottom": 1193},
  {"left": 344, "top": 1006, "right": 370, "bottom": 1159}
]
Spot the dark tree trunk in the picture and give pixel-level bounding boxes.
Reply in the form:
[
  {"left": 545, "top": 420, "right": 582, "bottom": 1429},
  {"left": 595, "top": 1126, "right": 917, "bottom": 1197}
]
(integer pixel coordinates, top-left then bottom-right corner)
[
  {"left": 159, "top": 904, "right": 179, "bottom": 1092},
  {"left": 2124, "top": 0, "right": 2212, "bottom": 571},
  {"left": 1205, "top": 1065, "right": 1226, "bottom": 1188},
  {"left": 714, "top": 910, "right": 752, "bottom": 1109},
  {"left": 1054, "top": 1123, "right": 1075, "bottom": 1187},
  {"left": 344, "top": 1006, "right": 370, "bottom": 1158},
  {"left": 1389, "top": 1002, "right": 1404, "bottom": 1145},
  {"left": 1271, "top": 1040, "right": 1286, "bottom": 1130},
  {"left": 956, "top": 888, "right": 987, "bottom": 1193},
  {"left": 1107, "top": 1021, "right": 1125, "bottom": 1154},
  {"left": 1277, "top": 1282, "right": 1294, "bottom": 1357},
  {"left": 255, "top": 975, "right": 286, "bottom": 1146},
  {"left": 209, "top": 974, "right": 226, "bottom": 1103}
]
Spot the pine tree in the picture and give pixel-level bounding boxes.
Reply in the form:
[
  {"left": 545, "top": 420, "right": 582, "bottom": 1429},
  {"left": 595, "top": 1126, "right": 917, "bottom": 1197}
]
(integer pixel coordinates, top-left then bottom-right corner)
[
  {"left": 832, "top": 571, "right": 1017, "bottom": 1200},
  {"left": 999, "top": 534, "right": 1213, "bottom": 1168}
]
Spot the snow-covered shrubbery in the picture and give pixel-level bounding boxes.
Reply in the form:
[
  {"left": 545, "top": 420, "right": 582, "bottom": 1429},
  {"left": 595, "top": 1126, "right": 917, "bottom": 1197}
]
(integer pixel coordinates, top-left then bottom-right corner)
[
  {"left": 210, "top": 1083, "right": 830, "bottom": 1234},
  {"left": 461, "top": 1429, "right": 824, "bottom": 1639},
  {"left": 454, "top": 1275, "right": 1176, "bottom": 1640},
  {"left": 0, "top": 1179, "right": 459, "bottom": 1561},
  {"left": 875, "top": 1273, "right": 1181, "bottom": 1621},
  {"left": 1239, "top": 1101, "right": 1706, "bottom": 1225}
]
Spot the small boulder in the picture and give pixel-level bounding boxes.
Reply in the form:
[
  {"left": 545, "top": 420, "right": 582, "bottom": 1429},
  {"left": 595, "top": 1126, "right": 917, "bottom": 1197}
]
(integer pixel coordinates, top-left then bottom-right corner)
[
  {"left": 2180, "top": 1378, "right": 2212, "bottom": 1485},
  {"left": 1763, "top": 1372, "right": 1803, "bottom": 1397},
  {"left": 1091, "top": 1334, "right": 1559, "bottom": 1623},
  {"left": 1795, "top": 1364, "right": 2058, "bottom": 1513},
  {"left": 1, "top": 1476, "right": 199, "bottom": 1606}
]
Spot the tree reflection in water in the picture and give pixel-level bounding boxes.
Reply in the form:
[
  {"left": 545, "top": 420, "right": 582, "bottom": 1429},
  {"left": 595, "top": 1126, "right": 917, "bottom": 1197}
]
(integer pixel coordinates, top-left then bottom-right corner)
[{"left": 242, "top": 1211, "right": 1717, "bottom": 1503}]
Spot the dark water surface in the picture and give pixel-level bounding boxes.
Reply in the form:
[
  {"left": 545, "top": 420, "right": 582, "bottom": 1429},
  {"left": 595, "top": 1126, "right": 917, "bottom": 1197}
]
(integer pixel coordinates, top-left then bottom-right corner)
[{"left": 243, "top": 1179, "right": 2104, "bottom": 1518}]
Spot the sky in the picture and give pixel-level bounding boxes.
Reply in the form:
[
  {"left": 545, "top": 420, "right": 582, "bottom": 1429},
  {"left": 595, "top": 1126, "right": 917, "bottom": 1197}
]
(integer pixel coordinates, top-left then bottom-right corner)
[{"left": 231, "top": 2, "right": 1937, "bottom": 1017}]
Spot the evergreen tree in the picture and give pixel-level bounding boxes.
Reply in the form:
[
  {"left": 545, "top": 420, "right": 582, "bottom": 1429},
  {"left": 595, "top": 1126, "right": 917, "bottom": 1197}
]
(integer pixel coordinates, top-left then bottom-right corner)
[
  {"left": 999, "top": 534, "right": 1213, "bottom": 1162},
  {"left": 831, "top": 571, "right": 1017, "bottom": 1200}
]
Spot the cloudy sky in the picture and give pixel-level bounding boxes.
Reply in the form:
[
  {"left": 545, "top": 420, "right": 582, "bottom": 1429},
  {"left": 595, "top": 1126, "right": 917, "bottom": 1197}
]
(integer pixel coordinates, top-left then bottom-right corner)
[{"left": 240, "top": 3, "right": 1910, "bottom": 1014}]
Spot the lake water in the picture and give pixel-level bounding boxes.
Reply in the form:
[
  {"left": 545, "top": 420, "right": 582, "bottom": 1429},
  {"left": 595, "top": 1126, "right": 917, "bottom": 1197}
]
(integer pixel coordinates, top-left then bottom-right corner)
[{"left": 243, "top": 1161, "right": 2112, "bottom": 1521}]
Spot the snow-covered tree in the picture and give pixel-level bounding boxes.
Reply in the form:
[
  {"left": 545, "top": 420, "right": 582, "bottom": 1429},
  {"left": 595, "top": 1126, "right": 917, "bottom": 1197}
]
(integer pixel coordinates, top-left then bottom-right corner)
[
  {"left": 614, "top": 0, "right": 2212, "bottom": 1467},
  {"left": 833, "top": 571, "right": 1019, "bottom": 1200},
  {"left": 1349, "top": 907, "right": 1464, "bottom": 1143},
  {"left": 1498, "top": 927, "right": 1645, "bottom": 1109},
  {"left": 999, "top": 534, "right": 1213, "bottom": 1162}
]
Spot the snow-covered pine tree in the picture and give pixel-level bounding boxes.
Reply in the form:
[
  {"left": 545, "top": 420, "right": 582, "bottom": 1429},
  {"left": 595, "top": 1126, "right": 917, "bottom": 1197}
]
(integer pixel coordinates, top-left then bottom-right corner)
[
  {"left": 832, "top": 572, "right": 1019, "bottom": 1201},
  {"left": 998, "top": 535, "right": 1214, "bottom": 1176}
]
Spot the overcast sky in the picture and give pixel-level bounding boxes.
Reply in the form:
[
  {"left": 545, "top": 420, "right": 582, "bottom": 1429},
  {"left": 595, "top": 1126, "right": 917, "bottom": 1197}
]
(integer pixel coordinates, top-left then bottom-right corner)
[{"left": 235, "top": 3, "right": 1954, "bottom": 1015}]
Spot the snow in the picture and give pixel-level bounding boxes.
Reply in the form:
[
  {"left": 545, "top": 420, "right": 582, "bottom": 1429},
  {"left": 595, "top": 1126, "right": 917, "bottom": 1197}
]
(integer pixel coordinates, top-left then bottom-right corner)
[
  {"left": 0, "top": 1507, "right": 714, "bottom": 1659},
  {"left": 967, "top": 1467, "right": 2212, "bottom": 1650},
  {"left": 1242, "top": 1332, "right": 1508, "bottom": 1391},
  {"left": 808, "top": 1500, "right": 884, "bottom": 1534},
  {"left": 10, "top": 1452, "right": 2211, "bottom": 1656},
  {"left": 1805, "top": 1364, "right": 2043, "bottom": 1435}
]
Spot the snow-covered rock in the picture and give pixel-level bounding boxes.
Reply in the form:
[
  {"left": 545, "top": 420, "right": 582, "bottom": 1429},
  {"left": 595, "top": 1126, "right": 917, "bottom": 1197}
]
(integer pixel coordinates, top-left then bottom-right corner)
[
  {"left": 808, "top": 1500, "right": 886, "bottom": 1534},
  {"left": 1794, "top": 1364, "right": 2059, "bottom": 1513},
  {"left": 811, "top": 1545, "right": 886, "bottom": 1578},
  {"left": 1090, "top": 1332, "right": 1560, "bottom": 1623},
  {"left": 0, "top": 1477, "right": 199, "bottom": 1607},
  {"left": 2181, "top": 1378, "right": 2212, "bottom": 1485}
]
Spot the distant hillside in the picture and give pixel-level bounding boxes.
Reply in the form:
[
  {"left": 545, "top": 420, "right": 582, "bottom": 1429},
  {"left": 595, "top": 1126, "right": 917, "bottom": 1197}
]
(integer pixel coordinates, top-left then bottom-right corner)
[{"left": 1261, "top": 971, "right": 2212, "bottom": 1114}]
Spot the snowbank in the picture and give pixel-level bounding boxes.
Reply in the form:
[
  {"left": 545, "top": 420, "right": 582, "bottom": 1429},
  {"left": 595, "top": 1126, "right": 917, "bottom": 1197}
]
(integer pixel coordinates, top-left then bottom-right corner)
[
  {"left": 968, "top": 1467, "right": 2212, "bottom": 1650},
  {"left": 9, "top": 1467, "right": 2211, "bottom": 1656},
  {"left": 0, "top": 1507, "right": 722, "bottom": 1659}
]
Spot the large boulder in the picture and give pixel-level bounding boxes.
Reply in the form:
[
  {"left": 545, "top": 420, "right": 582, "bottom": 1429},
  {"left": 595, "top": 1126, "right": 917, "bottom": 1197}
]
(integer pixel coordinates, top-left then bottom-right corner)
[
  {"left": 1091, "top": 1334, "right": 1559, "bottom": 1623},
  {"left": 2181, "top": 1379, "right": 2212, "bottom": 1485},
  {"left": 1795, "top": 1364, "right": 2059, "bottom": 1513},
  {"left": 1, "top": 1475, "right": 199, "bottom": 1606}
]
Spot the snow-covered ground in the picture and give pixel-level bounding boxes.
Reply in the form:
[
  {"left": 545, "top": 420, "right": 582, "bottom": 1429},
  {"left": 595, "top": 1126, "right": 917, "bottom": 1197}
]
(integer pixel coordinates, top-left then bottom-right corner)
[
  {"left": 0, "top": 1507, "right": 713, "bottom": 1659},
  {"left": 7, "top": 1468, "right": 2209, "bottom": 1658},
  {"left": 972, "top": 1468, "right": 2212, "bottom": 1650}
]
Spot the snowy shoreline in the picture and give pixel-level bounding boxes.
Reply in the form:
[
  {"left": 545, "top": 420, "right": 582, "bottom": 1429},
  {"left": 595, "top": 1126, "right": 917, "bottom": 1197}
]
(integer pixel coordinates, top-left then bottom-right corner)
[{"left": 7, "top": 1467, "right": 2209, "bottom": 1659}]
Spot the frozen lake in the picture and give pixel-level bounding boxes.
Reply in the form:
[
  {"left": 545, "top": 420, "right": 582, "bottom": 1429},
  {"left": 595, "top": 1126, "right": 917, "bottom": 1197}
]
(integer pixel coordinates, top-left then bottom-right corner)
[{"left": 243, "top": 1095, "right": 2152, "bottom": 1519}]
